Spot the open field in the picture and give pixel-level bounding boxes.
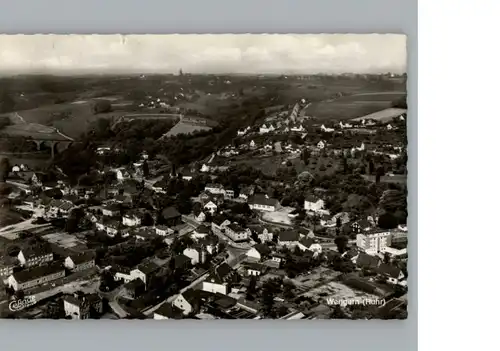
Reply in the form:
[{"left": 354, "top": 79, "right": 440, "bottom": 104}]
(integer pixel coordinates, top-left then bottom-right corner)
[
  {"left": 351, "top": 107, "right": 407, "bottom": 122},
  {"left": 163, "top": 120, "right": 213, "bottom": 137},
  {"left": 304, "top": 91, "right": 406, "bottom": 120}
]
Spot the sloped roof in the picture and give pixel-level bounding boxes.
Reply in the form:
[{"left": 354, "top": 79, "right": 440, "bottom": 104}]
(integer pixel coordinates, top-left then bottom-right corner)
[{"left": 279, "top": 230, "right": 300, "bottom": 242}]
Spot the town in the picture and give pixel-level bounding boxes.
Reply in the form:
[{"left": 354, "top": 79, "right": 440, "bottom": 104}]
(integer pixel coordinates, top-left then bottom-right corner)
[{"left": 0, "top": 72, "right": 408, "bottom": 320}]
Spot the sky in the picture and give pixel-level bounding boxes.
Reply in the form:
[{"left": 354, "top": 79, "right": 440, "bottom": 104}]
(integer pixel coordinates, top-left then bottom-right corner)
[{"left": 0, "top": 34, "right": 406, "bottom": 75}]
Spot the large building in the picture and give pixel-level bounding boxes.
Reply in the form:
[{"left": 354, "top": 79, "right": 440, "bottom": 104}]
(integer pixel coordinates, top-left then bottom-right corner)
[
  {"left": 248, "top": 194, "right": 280, "bottom": 212},
  {"left": 8, "top": 263, "right": 65, "bottom": 291},
  {"left": 17, "top": 246, "right": 53, "bottom": 268},
  {"left": 356, "top": 231, "right": 392, "bottom": 254}
]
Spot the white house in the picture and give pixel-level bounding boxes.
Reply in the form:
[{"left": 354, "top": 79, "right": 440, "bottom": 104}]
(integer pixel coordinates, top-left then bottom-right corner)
[
  {"left": 172, "top": 290, "right": 198, "bottom": 315},
  {"left": 203, "top": 201, "right": 218, "bottom": 215},
  {"left": 64, "top": 253, "right": 95, "bottom": 272},
  {"left": 192, "top": 225, "right": 211, "bottom": 240},
  {"left": 304, "top": 195, "right": 325, "bottom": 213},
  {"left": 245, "top": 248, "right": 261, "bottom": 262},
  {"left": 122, "top": 213, "right": 141, "bottom": 227},
  {"left": 17, "top": 247, "right": 53, "bottom": 268},
  {"left": 249, "top": 140, "right": 256, "bottom": 149},
  {"left": 200, "top": 164, "right": 210, "bottom": 173},
  {"left": 248, "top": 194, "right": 280, "bottom": 212},
  {"left": 278, "top": 231, "right": 301, "bottom": 247},
  {"left": 183, "top": 247, "right": 207, "bottom": 265},
  {"left": 155, "top": 225, "right": 174, "bottom": 236},
  {"left": 246, "top": 263, "right": 264, "bottom": 276},
  {"left": 290, "top": 124, "right": 305, "bottom": 132},
  {"left": 386, "top": 124, "right": 393, "bottom": 130},
  {"left": 317, "top": 140, "right": 326, "bottom": 149},
  {"left": 205, "top": 184, "right": 225, "bottom": 195},
  {"left": 339, "top": 121, "right": 353, "bottom": 129},
  {"left": 194, "top": 210, "right": 206, "bottom": 222},
  {"left": 377, "top": 264, "right": 405, "bottom": 285},
  {"left": 320, "top": 125, "right": 335, "bottom": 133}
]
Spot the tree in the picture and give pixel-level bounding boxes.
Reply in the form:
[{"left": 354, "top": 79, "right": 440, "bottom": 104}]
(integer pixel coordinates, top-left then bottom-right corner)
[
  {"left": 246, "top": 276, "right": 258, "bottom": 299},
  {"left": 92, "top": 100, "right": 112, "bottom": 114},
  {"left": 0, "top": 157, "right": 10, "bottom": 182},
  {"left": 375, "top": 166, "right": 385, "bottom": 183},
  {"left": 377, "top": 212, "right": 399, "bottom": 229},
  {"left": 142, "top": 161, "right": 150, "bottom": 178},
  {"left": 336, "top": 217, "right": 342, "bottom": 228},
  {"left": 334, "top": 235, "right": 349, "bottom": 253}
]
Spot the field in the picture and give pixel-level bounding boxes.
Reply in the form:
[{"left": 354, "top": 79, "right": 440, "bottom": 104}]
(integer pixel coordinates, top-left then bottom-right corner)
[
  {"left": 3, "top": 99, "right": 133, "bottom": 139},
  {"left": 225, "top": 153, "right": 337, "bottom": 177},
  {"left": 351, "top": 107, "right": 407, "bottom": 122},
  {"left": 163, "top": 120, "right": 213, "bottom": 137},
  {"left": 304, "top": 91, "right": 406, "bottom": 120}
]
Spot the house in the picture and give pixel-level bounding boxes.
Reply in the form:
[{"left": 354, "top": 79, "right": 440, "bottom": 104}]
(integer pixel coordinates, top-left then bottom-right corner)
[
  {"left": 254, "top": 243, "right": 272, "bottom": 259},
  {"left": 115, "top": 168, "right": 132, "bottom": 181},
  {"left": 239, "top": 185, "right": 255, "bottom": 200},
  {"left": 211, "top": 216, "right": 231, "bottom": 234},
  {"left": 174, "top": 254, "right": 192, "bottom": 270},
  {"left": 225, "top": 223, "right": 249, "bottom": 242},
  {"left": 183, "top": 246, "right": 207, "bottom": 265},
  {"left": 244, "top": 248, "right": 261, "bottom": 263},
  {"left": 202, "top": 263, "right": 236, "bottom": 295},
  {"left": 46, "top": 199, "right": 75, "bottom": 218},
  {"left": 249, "top": 140, "right": 256, "bottom": 149},
  {"left": 317, "top": 140, "right": 326, "bottom": 149},
  {"left": 8, "top": 263, "right": 65, "bottom": 291},
  {"left": 339, "top": 121, "right": 352, "bottom": 129},
  {"left": 122, "top": 211, "right": 142, "bottom": 227},
  {"left": 64, "top": 252, "right": 95, "bottom": 272},
  {"left": 102, "top": 204, "right": 121, "bottom": 217},
  {"left": 193, "top": 207, "right": 206, "bottom": 222},
  {"left": 248, "top": 225, "right": 273, "bottom": 243},
  {"left": 18, "top": 246, "right": 53, "bottom": 268},
  {"left": 153, "top": 303, "right": 184, "bottom": 320},
  {"left": 278, "top": 230, "right": 301, "bottom": 247},
  {"left": 192, "top": 224, "right": 211, "bottom": 240},
  {"left": 161, "top": 206, "right": 182, "bottom": 226},
  {"left": 298, "top": 238, "right": 322, "bottom": 254},
  {"left": 95, "top": 219, "right": 121, "bottom": 237},
  {"left": 269, "top": 253, "right": 286, "bottom": 268},
  {"left": 181, "top": 169, "right": 195, "bottom": 181},
  {"left": 246, "top": 263, "right": 265, "bottom": 276},
  {"left": 377, "top": 263, "right": 405, "bottom": 285},
  {"left": 155, "top": 225, "right": 173, "bottom": 236},
  {"left": 248, "top": 194, "right": 280, "bottom": 212},
  {"left": 352, "top": 219, "right": 373, "bottom": 233},
  {"left": 297, "top": 227, "right": 315, "bottom": 238},
  {"left": 320, "top": 124, "right": 335, "bottom": 133},
  {"left": 354, "top": 252, "right": 381, "bottom": 270},
  {"left": 304, "top": 195, "right": 325, "bottom": 213},
  {"left": 124, "top": 278, "right": 146, "bottom": 299},
  {"left": 63, "top": 294, "right": 90, "bottom": 319},
  {"left": 356, "top": 231, "right": 392, "bottom": 254},
  {"left": 200, "top": 164, "right": 210, "bottom": 173},
  {"left": 205, "top": 183, "right": 225, "bottom": 195},
  {"left": 129, "top": 261, "right": 160, "bottom": 286},
  {"left": 224, "top": 189, "right": 235, "bottom": 199},
  {"left": 172, "top": 289, "right": 200, "bottom": 315},
  {"left": 203, "top": 201, "right": 218, "bottom": 215},
  {"left": 386, "top": 124, "right": 393, "bottom": 130},
  {"left": 290, "top": 124, "right": 305, "bottom": 132},
  {"left": 151, "top": 179, "right": 168, "bottom": 193},
  {"left": 237, "top": 127, "right": 250, "bottom": 136}
]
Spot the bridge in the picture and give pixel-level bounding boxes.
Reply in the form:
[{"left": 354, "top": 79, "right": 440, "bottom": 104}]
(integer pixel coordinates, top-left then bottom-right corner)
[{"left": 1, "top": 118, "right": 74, "bottom": 159}]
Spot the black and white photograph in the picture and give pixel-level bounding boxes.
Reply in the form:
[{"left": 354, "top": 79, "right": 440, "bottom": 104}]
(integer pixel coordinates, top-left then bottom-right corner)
[{"left": 0, "top": 34, "right": 407, "bottom": 320}]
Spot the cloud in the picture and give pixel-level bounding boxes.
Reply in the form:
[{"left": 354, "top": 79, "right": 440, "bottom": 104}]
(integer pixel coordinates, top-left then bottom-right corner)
[{"left": 0, "top": 34, "right": 406, "bottom": 75}]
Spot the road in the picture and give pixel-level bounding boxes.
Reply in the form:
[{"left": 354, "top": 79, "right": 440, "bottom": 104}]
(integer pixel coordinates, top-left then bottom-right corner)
[{"left": 98, "top": 286, "right": 128, "bottom": 318}]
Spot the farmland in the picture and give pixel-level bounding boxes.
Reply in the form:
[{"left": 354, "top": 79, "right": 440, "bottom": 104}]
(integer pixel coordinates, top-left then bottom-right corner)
[
  {"left": 304, "top": 91, "right": 406, "bottom": 121},
  {"left": 220, "top": 153, "right": 337, "bottom": 177}
]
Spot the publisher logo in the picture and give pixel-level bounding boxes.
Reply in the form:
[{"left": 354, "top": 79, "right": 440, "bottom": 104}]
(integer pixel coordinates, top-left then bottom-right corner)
[{"left": 9, "top": 296, "right": 37, "bottom": 312}]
